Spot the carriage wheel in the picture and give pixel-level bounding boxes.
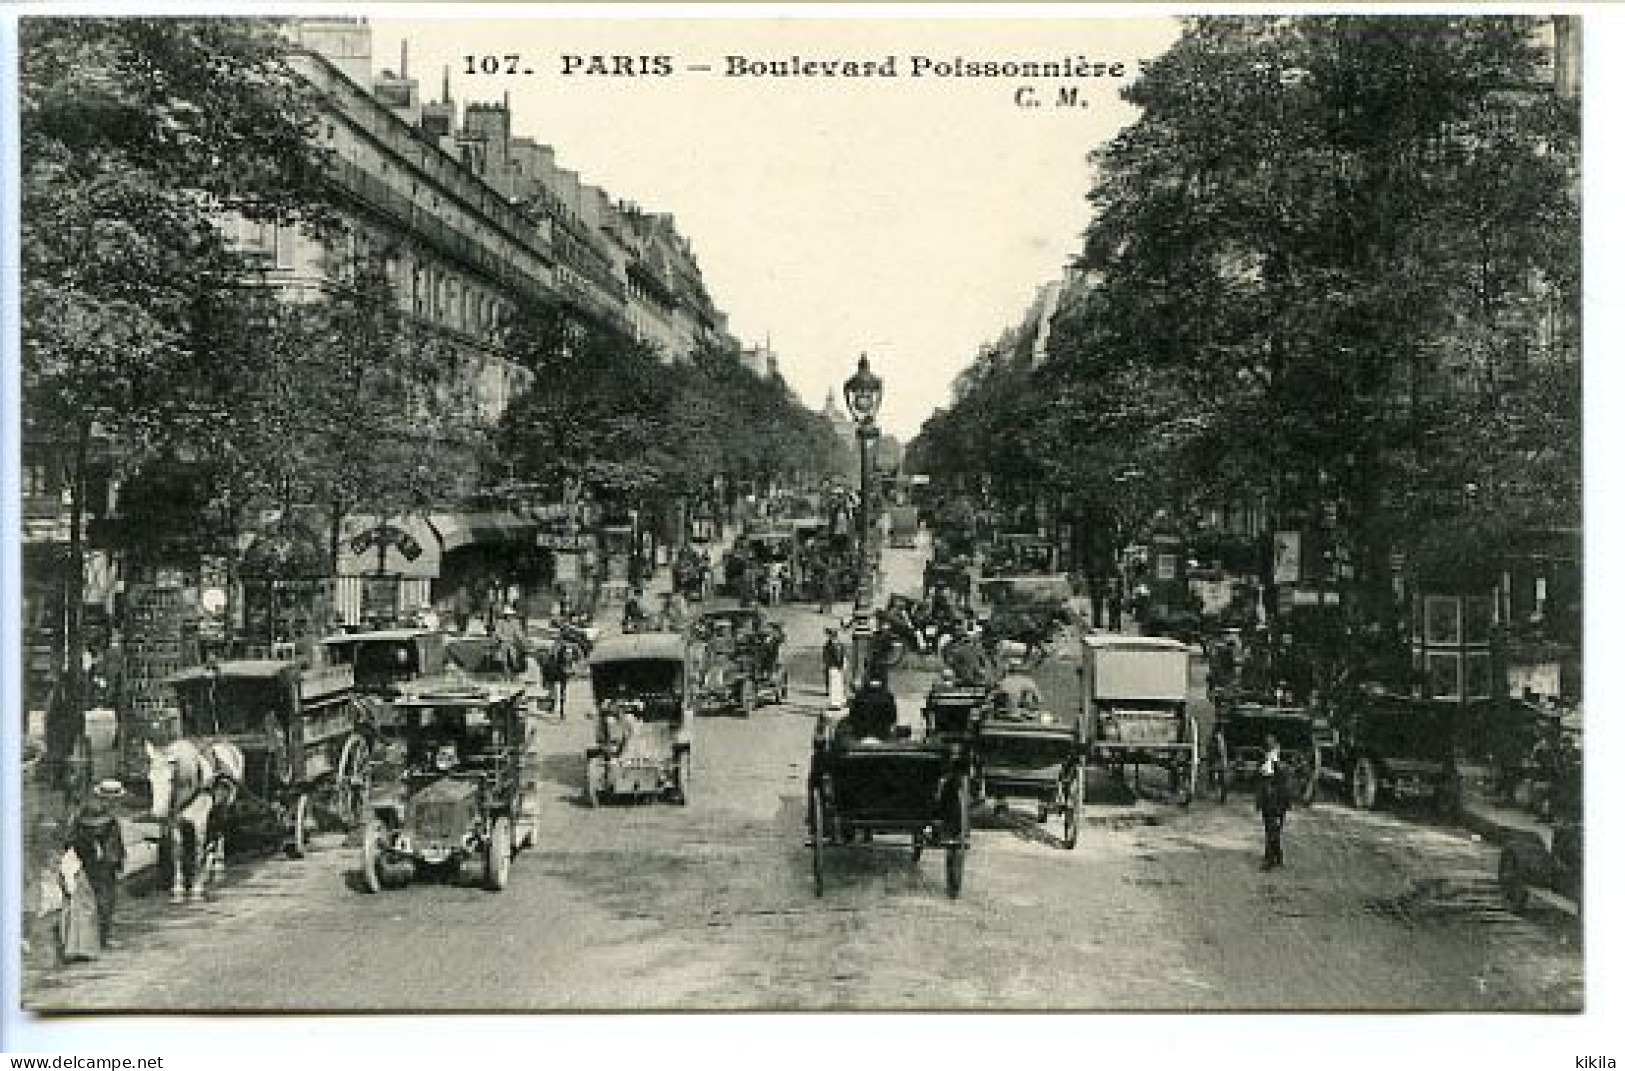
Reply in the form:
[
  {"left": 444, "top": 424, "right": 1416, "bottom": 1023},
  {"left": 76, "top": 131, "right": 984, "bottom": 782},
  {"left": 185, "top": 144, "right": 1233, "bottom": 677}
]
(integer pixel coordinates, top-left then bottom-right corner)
[
  {"left": 483, "top": 817, "right": 513, "bottom": 892},
  {"left": 285, "top": 793, "right": 311, "bottom": 858},
  {"left": 671, "top": 751, "right": 692, "bottom": 806},
  {"left": 333, "top": 736, "right": 372, "bottom": 829},
  {"left": 1062, "top": 765, "right": 1084, "bottom": 850},
  {"left": 584, "top": 757, "right": 603, "bottom": 808},
  {"left": 945, "top": 777, "right": 969, "bottom": 899},
  {"left": 359, "top": 821, "right": 385, "bottom": 894},
  {"left": 810, "top": 786, "right": 827, "bottom": 897},
  {"left": 1351, "top": 757, "right": 1380, "bottom": 810}
]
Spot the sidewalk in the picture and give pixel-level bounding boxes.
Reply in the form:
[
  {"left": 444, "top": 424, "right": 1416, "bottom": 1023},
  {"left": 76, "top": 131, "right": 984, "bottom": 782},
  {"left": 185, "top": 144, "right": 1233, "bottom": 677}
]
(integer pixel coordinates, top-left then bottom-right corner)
[{"left": 1455, "top": 763, "right": 1554, "bottom": 848}]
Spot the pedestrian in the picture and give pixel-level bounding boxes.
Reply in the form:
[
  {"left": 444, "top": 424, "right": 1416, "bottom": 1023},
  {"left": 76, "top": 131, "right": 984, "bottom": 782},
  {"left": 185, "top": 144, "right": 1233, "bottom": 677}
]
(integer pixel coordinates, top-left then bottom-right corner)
[
  {"left": 543, "top": 637, "right": 572, "bottom": 719},
  {"left": 843, "top": 674, "right": 898, "bottom": 743},
  {"left": 817, "top": 558, "right": 836, "bottom": 615},
  {"left": 1107, "top": 579, "right": 1123, "bottom": 632},
  {"left": 822, "top": 626, "right": 848, "bottom": 706},
  {"left": 66, "top": 779, "right": 126, "bottom": 949},
  {"left": 1256, "top": 735, "right": 1293, "bottom": 870}
]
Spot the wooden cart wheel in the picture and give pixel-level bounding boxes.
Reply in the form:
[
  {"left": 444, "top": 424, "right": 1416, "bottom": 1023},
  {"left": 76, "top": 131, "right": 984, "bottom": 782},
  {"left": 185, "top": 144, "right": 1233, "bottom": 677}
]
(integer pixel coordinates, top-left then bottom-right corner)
[
  {"left": 1351, "top": 756, "right": 1379, "bottom": 810},
  {"left": 584, "top": 756, "right": 602, "bottom": 808},
  {"left": 672, "top": 751, "right": 692, "bottom": 806},
  {"left": 483, "top": 817, "right": 513, "bottom": 891},
  {"left": 1216, "top": 736, "right": 1231, "bottom": 804},
  {"left": 810, "top": 786, "right": 827, "bottom": 897},
  {"left": 1062, "top": 765, "right": 1083, "bottom": 850},
  {"left": 333, "top": 735, "right": 371, "bottom": 829},
  {"left": 359, "top": 821, "right": 384, "bottom": 894},
  {"left": 945, "top": 777, "right": 969, "bottom": 899},
  {"left": 285, "top": 793, "right": 311, "bottom": 858}
]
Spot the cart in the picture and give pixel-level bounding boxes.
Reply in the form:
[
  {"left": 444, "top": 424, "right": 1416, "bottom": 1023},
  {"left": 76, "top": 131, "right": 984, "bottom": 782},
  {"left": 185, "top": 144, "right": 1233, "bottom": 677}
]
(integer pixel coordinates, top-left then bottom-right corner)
[
  {"left": 974, "top": 675, "right": 1086, "bottom": 849},
  {"left": 1205, "top": 700, "right": 1321, "bottom": 804},
  {"left": 164, "top": 659, "right": 373, "bottom": 857},
  {"left": 1080, "top": 635, "right": 1199, "bottom": 804}
]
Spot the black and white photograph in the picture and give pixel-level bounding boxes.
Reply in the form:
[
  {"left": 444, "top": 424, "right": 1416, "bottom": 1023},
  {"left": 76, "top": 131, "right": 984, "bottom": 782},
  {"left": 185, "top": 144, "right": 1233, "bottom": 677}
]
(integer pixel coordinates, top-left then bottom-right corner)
[{"left": 1, "top": 0, "right": 1604, "bottom": 1043}]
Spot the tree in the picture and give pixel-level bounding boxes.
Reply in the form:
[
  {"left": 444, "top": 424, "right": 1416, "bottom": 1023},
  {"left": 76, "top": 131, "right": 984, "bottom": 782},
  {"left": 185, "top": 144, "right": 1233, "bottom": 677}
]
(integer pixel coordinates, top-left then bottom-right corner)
[{"left": 21, "top": 18, "right": 336, "bottom": 782}]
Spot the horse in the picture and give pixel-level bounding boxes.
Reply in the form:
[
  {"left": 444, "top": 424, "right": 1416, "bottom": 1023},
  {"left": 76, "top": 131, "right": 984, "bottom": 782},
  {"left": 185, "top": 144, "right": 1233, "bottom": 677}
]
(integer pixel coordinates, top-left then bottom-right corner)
[{"left": 145, "top": 737, "right": 245, "bottom": 903}]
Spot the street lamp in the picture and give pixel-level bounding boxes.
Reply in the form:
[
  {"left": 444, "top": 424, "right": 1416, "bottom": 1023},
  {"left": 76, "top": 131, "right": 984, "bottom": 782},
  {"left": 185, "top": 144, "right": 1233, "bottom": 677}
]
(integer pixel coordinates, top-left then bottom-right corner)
[{"left": 844, "top": 354, "right": 884, "bottom": 614}]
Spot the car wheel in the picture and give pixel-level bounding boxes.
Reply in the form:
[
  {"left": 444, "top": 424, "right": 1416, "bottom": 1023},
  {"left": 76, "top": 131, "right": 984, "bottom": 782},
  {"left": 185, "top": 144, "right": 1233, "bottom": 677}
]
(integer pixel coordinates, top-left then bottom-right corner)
[{"left": 359, "top": 821, "right": 385, "bottom": 894}]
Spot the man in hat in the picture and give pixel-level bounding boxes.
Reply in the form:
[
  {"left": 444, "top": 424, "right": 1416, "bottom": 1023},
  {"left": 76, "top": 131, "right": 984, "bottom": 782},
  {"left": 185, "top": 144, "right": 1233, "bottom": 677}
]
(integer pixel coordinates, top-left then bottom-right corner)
[
  {"left": 822, "top": 626, "right": 848, "bottom": 705},
  {"left": 493, "top": 604, "right": 527, "bottom": 673},
  {"left": 1256, "top": 735, "right": 1293, "bottom": 870},
  {"left": 65, "top": 780, "right": 127, "bottom": 947}
]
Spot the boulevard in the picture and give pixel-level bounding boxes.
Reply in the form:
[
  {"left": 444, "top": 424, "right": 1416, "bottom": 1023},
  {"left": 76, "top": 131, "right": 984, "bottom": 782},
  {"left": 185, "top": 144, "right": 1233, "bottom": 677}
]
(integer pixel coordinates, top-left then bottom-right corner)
[{"left": 23, "top": 543, "right": 1581, "bottom": 1013}]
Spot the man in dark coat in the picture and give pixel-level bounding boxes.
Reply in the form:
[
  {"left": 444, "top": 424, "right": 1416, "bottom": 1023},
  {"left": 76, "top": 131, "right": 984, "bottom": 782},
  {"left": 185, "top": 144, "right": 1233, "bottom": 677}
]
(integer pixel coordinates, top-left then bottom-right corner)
[
  {"left": 66, "top": 780, "right": 127, "bottom": 947},
  {"left": 845, "top": 675, "right": 898, "bottom": 742},
  {"left": 1256, "top": 735, "right": 1292, "bottom": 870}
]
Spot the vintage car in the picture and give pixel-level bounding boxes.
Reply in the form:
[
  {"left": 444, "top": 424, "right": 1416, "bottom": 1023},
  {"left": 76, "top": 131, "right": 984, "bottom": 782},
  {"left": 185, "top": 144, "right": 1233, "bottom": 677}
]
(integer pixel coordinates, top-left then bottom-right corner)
[
  {"left": 1206, "top": 700, "right": 1321, "bottom": 804},
  {"left": 357, "top": 682, "right": 538, "bottom": 892},
  {"left": 1316, "top": 687, "right": 1465, "bottom": 813},
  {"left": 973, "top": 674, "right": 1086, "bottom": 849},
  {"left": 584, "top": 633, "right": 695, "bottom": 805},
  {"left": 690, "top": 608, "right": 788, "bottom": 714}
]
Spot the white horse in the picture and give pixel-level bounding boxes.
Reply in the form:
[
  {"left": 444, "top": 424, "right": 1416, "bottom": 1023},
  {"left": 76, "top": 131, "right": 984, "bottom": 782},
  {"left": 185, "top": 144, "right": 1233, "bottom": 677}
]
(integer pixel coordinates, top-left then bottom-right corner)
[{"left": 145, "top": 738, "right": 245, "bottom": 903}]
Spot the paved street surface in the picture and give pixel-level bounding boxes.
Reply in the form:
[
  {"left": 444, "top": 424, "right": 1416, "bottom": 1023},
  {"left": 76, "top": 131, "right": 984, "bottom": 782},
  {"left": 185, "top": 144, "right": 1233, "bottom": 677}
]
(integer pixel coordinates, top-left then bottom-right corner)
[{"left": 24, "top": 545, "right": 1581, "bottom": 1012}]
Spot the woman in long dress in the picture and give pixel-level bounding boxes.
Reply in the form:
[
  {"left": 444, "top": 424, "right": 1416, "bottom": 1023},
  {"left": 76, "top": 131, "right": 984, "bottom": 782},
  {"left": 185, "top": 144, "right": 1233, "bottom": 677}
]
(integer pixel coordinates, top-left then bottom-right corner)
[{"left": 57, "top": 848, "right": 101, "bottom": 962}]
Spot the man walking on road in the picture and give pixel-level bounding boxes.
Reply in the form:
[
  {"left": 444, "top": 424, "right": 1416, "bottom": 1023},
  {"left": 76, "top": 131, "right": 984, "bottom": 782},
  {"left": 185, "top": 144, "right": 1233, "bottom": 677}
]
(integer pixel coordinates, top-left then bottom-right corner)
[{"left": 1256, "top": 735, "right": 1292, "bottom": 870}]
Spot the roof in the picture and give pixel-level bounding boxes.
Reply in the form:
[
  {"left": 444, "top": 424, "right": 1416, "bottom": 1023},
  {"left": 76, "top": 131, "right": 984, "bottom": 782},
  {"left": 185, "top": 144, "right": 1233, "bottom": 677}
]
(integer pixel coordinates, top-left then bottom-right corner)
[
  {"left": 589, "top": 632, "right": 690, "bottom": 664},
  {"left": 165, "top": 660, "right": 297, "bottom": 685},
  {"left": 1083, "top": 635, "right": 1192, "bottom": 654}
]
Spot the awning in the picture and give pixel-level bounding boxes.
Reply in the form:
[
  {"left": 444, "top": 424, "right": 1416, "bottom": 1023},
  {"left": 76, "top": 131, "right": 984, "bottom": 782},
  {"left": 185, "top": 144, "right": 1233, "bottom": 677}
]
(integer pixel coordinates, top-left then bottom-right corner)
[{"left": 429, "top": 511, "right": 538, "bottom": 555}]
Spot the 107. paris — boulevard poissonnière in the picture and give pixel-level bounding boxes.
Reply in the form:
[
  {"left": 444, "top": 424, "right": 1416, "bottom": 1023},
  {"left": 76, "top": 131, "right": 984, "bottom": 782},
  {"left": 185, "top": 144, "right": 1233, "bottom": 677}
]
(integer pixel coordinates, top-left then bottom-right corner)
[{"left": 558, "top": 53, "right": 1129, "bottom": 78}]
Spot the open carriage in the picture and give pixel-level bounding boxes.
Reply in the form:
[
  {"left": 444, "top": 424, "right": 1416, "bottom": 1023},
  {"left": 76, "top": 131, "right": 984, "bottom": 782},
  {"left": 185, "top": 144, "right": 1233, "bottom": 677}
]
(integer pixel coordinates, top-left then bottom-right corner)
[
  {"left": 973, "top": 675, "right": 1086, "bottom": 849},
  {"left": 163, "top": 659, "right": 373, "bottom": 857},
  {"left": 806, "top": 718, "right": 972, "bottom": 899},
  {"left": 584, "top": 633, "right": 695, "bottom": 805}
]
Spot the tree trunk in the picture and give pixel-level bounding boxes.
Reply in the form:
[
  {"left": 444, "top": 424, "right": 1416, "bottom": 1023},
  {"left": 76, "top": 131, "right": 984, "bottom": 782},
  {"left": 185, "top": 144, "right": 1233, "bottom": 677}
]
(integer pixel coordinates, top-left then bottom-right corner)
[{"left": 49, "top": 419, "right": 92, "bottom": 794}]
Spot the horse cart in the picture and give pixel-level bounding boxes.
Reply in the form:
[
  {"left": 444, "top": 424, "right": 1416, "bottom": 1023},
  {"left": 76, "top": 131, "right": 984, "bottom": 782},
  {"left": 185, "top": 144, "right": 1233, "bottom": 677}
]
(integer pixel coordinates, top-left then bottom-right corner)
[
  {"left": 974, "top": 675, "right": 1086, "bottom": 849},
  {"left": 806, "top": 716, "right": 972, "bottom": 899},
  {"left": 584, "top": 633, "right": 695, "bottom": 806},
  {"left": 1080, "top": 635, "right": 1199, "bottom": 804},
  {"left": 162, "top": 659, "right": 374, "bottom": 858},
  {"left": 357, "top": 682, "right": 539, "bottom": 893},
  {"left": 1205, "top": 700, "right": 1321, "bottom": 804}
]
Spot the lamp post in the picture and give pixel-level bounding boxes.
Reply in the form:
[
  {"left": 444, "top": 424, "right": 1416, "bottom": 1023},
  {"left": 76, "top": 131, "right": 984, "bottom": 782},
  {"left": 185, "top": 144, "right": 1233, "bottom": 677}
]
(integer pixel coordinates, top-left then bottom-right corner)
[{"left": 844, "top": 353, "right": 884, "bottom": 678}]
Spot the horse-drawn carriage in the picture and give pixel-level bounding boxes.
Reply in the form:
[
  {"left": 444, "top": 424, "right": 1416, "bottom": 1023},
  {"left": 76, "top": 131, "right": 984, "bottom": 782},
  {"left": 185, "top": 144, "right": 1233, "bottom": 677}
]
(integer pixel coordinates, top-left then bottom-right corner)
[
  {"left": 1080, "top": 635, "right": 1199, "bottom": 804},
  {"left": 806, "top": 710, "right": 972, "bottom": 899},
  {"left": 357, "top": 682, "right": 538, "bottom": 893},
  {"left": 584, "top": 633, "right": 695, "bottom": 805},
  {"left": 1205, "top": 700, "right": 1321, "bottom": 804},
  {"left": 978, "top": 575, "right": 1075, "bottom": 667},
  {"left": 690, "top": 608, "right": 788, "bottom": 715},
  {"left": 973, "top": 675, "right": 1086, "bottom": 849},
  {"left": 160, "top": 659, "right": 373, "bottom": 861}
]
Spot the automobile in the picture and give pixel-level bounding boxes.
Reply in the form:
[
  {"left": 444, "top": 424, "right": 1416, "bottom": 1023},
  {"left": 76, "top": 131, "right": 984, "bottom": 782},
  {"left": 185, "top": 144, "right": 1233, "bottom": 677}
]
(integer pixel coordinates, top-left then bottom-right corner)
[
  {"left": 584, "top": 633, "right": 695, "bottom": 805},
  {"left": 1205, "top": 700, "right": 1321, "bottom": 804},
  {"left": 690, "top": 608, "right": 788, "bottom": 714},
  {"left": 1316, "top": 687, "right": 1465, "bottom": 813},
  {"left": 357, "top": 682, "right": 538, "bottom": 893}
]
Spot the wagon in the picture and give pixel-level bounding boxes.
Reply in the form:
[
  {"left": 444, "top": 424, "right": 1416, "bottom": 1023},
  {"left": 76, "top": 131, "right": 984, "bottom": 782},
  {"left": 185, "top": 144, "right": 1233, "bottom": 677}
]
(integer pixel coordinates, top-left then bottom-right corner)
[
  {"left": 806, "top": 723, "right": 971, "bottom": 899},
  {"left": 164, "top": 659, "right": 373, "bottom": 857},
  {"left": 974, "top": 675, "right": 1086, "bottom": 849},
  {"left": 584, "top": 633, "right": 695, "bottom": 805},
  {"left": 357, "top": 682, "right": 538, "bottom": 892},
  {"left": 1080, "top": 635, "right": 1199, "bottom": 804},
  {"left": 1205, "top": 700, "right": 1320, "bottom": 804}
]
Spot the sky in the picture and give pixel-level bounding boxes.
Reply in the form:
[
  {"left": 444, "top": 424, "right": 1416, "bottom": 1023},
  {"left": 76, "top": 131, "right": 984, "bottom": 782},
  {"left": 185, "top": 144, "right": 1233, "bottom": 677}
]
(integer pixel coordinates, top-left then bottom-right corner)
[{"left": 373, "top": 13, "right": 1183, "bottom": 441}]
